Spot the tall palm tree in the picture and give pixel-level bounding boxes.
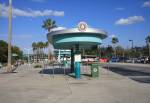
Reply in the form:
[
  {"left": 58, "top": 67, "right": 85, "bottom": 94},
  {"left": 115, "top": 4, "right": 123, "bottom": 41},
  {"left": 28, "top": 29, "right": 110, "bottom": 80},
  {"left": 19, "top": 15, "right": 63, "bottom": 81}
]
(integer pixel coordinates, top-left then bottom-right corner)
[
  {"left": 145, "top": 35, "right": 150, "bottom": 56},
  {"left": 42, "top": 19, "right": 57, "bottom": 61},
  {"left": 112, "top": 37, "right": 119, "bottom": 57},
  {"left": 38, "top": 42, "right": 44, "bottom": 60},
  {"left": 7, "top": 0, "right": 12, "bottom": 72}
]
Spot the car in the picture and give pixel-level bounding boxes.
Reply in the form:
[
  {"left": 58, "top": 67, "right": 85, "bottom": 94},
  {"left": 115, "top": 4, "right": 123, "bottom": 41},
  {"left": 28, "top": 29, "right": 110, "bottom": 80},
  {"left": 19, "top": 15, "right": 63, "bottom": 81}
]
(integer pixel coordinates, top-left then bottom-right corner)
[
  {"left": 110, "top": 57, "right": 119, "bottom": 62},
  {"left": 99, "top": 58, "right": 109, "bottom": 62},
  {"left": 135, "top": 58, "right": 141, "bottom": 63},
  {"left": 140, "top": 57, "right": 146, "bottom": 63},
  {"left": 118, "top": 57, "right": 130, "bottom": 63}
]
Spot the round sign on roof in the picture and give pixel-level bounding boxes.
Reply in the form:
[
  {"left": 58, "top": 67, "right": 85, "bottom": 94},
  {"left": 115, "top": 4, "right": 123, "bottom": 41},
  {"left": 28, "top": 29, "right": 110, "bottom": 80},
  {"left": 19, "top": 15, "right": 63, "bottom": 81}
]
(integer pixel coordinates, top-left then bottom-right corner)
[{"left": 78, "top": 22, "right": 88, "bottom": 31}]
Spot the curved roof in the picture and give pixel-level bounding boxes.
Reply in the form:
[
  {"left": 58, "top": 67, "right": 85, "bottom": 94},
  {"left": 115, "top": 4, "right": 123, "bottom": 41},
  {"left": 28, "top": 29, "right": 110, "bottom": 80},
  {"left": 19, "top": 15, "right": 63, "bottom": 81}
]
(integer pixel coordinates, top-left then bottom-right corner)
[
  {"left": 47, "top": 28, "right": 107, "bottom": 39},
  {"left": 47, "top": 27, "right": 107, "bottom": 49}
]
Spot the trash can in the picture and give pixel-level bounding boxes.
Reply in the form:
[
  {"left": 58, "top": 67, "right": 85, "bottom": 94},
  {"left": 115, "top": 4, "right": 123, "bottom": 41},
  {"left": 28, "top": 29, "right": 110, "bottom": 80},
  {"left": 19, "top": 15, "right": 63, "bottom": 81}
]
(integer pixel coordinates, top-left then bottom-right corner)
[
  {"left": 63, "top": 60, "right": 67, "bottom": 67},
  {"left": 91, "top": 64, "right": 99, "bottom": 77}
]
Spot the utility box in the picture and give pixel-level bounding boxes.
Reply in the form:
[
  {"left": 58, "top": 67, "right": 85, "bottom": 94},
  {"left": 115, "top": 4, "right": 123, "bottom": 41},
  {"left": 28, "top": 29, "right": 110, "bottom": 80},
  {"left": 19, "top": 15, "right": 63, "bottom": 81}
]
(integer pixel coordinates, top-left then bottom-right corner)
[{"left": 91, "top": 64, "right": 99, "bottom": 77}]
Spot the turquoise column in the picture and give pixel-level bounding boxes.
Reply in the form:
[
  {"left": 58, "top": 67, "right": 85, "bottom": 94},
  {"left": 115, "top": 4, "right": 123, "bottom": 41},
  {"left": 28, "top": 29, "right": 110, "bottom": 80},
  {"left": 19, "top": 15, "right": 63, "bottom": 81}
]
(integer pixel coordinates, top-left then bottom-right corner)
[
  {"left": 74, "top": 44, "right": 81, "bottom": 79},
  {"left": 75, "top": 62, "right": 80, "bottom": 79}
]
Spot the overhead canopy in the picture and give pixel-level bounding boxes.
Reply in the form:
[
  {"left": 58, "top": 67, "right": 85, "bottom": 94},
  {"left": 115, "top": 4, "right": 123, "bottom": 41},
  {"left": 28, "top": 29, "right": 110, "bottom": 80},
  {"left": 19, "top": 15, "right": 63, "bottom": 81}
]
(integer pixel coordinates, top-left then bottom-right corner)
[{"left": 47, "top": 28, "right": 107, "bottom": 49}]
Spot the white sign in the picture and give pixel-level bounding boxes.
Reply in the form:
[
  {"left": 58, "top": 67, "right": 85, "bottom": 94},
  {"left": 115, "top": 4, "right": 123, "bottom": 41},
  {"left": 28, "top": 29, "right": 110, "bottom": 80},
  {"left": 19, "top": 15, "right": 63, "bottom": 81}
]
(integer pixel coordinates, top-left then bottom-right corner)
[
  {"left": 74, "top": 54, "right": 81, "bottom": 62},
  {"left": 78, "top": 22, "right": 88, "bottom": 31},
  {"left": 93, "top": 68, "right": 98, "bottom": 72}
]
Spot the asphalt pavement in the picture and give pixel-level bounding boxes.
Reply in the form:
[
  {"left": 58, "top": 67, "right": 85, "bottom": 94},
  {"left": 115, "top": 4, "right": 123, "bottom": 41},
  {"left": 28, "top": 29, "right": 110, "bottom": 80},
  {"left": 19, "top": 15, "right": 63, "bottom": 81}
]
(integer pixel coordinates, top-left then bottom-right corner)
[
  {"left": 0, "top": 63, "right": 150, "bottom": 103},
  {"left": 105, "top": 63, "right": 150, "bottom": 83}
]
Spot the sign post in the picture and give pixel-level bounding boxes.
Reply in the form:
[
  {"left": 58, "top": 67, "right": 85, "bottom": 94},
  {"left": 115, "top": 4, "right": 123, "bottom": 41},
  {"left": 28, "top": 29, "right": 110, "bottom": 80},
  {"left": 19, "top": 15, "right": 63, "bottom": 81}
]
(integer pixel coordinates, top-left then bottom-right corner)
[{"left": 74, "top": 54, "right": 81, "bottom": 79}]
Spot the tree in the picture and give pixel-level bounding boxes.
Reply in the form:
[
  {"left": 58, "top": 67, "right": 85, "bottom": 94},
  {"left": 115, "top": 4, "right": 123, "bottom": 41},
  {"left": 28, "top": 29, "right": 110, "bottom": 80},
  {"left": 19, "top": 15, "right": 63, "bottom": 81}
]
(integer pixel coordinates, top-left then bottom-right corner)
[
  {"left": 32, "top": 42, "right": 37, "bottom": 62},
  {"left": 112, "top": 37, "right": 119, "bottom": 57},
  {"left": 37, "top": 41, "right": 44, "bottom": 60},
  {"left": 115, "top": 46, "right": 124, "bottom": 57},
  {"left": 42, "top": 19, "right": 57, "bottom": 61},
  {"left": 0, "top": 40, "right": 22, "bottom": 64},
  {"left": 106, "top": 45, "right": 114, "bottom": 58},
  {"left": 145, "top": 35, "right": 150, "bottom": 56},
  {"left": 42, "top": 19, "right": 57, "bottom": 32},
  {"left": 12, "top": 46, "right": 23, "bottom": 60},
  {"left": 0, "top": 40, "right": 8, "bottom": 63}
]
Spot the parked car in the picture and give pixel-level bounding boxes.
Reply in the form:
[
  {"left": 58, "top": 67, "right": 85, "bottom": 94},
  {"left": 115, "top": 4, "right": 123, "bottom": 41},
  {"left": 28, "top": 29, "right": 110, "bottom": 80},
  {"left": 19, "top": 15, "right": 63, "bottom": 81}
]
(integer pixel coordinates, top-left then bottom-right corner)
[
  {"left": 140, "top": 57, "right": 146, "bottom": 63},
  {"left": 110, "top": 57, "right": 119, "bottom": 62},
  {"left": 135, "top": 58, "right": 141, "bottom": 63},
  {"left": 99, "top": 58, "right": 109, "bottom": 62},
  {"left": 110, "top": 57, "right": 132, "bottom": 63}
]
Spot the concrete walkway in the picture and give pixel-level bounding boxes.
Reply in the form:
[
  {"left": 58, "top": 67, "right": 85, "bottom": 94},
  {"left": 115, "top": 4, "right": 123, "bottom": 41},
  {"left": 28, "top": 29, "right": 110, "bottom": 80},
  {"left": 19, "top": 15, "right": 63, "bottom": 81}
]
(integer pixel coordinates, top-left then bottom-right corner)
[{"left": 0, "top": 64, "right": 150, "bottom": 103}]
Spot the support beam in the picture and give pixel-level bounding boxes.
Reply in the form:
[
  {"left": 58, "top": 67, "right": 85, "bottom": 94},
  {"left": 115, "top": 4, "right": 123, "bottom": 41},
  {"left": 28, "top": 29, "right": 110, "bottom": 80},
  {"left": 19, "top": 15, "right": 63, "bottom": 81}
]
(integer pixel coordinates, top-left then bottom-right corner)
[
  {"left": 71, "top": 48, "right": 74, "bottom": 73},
  {"left": 74, "top": 44, "right": 81, "bottom": 79}
]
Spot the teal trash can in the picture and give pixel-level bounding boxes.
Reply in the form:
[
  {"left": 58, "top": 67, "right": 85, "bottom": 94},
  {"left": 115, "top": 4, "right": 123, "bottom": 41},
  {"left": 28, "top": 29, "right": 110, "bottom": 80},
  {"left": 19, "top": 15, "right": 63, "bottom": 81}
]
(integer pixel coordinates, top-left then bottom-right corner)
[
  {"left": 63, "top": 60, "right": 67, "bottom": 67},
  {"left": 91, "top": 64, "right": 99, "bottom": 77}
]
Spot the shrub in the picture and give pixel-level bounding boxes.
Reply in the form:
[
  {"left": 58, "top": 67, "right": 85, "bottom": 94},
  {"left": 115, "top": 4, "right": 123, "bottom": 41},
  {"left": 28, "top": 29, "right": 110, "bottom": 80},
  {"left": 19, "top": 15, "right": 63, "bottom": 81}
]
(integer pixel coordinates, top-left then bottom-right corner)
[{"left": 34, "top": 64, "right": 42, "bottom": 68}]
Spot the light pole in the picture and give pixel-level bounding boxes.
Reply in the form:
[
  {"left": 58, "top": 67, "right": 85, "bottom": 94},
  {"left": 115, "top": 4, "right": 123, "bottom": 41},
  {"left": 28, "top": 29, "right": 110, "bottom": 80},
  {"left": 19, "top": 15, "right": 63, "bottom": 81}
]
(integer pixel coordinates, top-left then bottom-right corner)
[
  {"left": 24, "top": 48, "right": 32, "bottom": 66},
  {"left": 129, "top": 40, "right": 133, "bottom": 50},
  {"left": 129, "top": 40, "right": 134, "bottom": 63},
  {"left": 7, "top": 0, "right": 12, "bottom": 72}
]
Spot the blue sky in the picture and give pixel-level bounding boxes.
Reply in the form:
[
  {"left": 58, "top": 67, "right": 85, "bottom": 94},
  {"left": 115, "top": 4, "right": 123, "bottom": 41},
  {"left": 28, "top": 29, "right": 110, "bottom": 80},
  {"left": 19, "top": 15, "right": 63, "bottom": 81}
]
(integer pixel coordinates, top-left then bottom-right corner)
[{"left": 0, "top": 0, "right": 150, "bottom": 51}]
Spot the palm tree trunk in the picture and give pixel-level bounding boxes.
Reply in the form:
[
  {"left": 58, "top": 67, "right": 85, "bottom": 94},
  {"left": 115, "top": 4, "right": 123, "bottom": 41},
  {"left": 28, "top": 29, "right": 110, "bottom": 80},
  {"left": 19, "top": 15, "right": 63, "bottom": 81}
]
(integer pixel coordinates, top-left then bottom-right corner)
[{"left": 7, "top": 0, "right": 12, "bottom": 72}]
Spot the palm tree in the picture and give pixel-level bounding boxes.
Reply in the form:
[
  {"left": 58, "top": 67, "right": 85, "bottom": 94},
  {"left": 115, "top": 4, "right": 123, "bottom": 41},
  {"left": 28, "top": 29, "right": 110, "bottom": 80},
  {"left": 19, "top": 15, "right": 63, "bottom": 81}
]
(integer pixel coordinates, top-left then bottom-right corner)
[
  {"left": 39, "top": 42, "right": 44, "bottom": 60},
  {"left": 112, "top": 37, "right": 119, "bottom": 57},
  {"left": 145, "top": 35, "right": 150, "bottom": 56},
  {"left": 44, "top": 42, "right": 49, "bottom": 59},
  {"left": 32, "top": 42, "right": 37, "bottom": 62},
  {"left": 42, "top": 19, "right": 57, "bottom": 61},
  {"left": 42, "top": 19, "right": 57, "bottom": 32}
]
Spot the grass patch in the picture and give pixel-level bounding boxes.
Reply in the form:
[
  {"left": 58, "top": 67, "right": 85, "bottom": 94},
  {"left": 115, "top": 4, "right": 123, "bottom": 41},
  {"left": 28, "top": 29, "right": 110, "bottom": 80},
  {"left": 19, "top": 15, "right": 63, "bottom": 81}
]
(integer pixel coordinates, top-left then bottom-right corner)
[{"left": 34, "top": 64, "right": 42, "bottom": 68}]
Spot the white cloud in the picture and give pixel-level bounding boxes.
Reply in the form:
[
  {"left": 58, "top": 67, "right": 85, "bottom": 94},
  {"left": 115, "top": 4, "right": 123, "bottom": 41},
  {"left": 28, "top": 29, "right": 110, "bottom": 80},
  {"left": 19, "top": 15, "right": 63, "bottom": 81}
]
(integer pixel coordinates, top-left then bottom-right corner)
[
  {"left": 115, "top": 16, "right": 145, "bottom": 25},
  {"left": 109, "top": 34, "right": 116, "bottom": 38},
  {"left": 142, "top": 1, "right": 150, "bottom": 7},
  {"left": 0, "top": 3, "right": 64, "bottom": 18},
  {"left": 115, "top": 7, "right": 125, "bottom": 10}
]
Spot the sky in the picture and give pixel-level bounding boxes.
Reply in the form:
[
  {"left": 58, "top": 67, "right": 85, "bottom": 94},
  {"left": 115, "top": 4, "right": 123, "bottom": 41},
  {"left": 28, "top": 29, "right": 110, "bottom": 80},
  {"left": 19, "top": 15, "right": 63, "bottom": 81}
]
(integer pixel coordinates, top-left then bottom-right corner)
[{"left": 0, "top": 0, "right": 150, "bottom": 51}]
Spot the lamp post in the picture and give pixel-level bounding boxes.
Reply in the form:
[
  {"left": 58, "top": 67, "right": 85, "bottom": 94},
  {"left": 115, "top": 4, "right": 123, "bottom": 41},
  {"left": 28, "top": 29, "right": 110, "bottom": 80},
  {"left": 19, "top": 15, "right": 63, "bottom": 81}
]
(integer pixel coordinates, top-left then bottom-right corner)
[
  {"left": 24, "top": 48, "right": 32, "bottom": 66},
  {"left": 7, "top": 0, "right": 12, "bottom": 72},
  {"left": 129, "top": 40, "right": 133, "bottom": 50},
  {"left": 129, "top": 40, "right": 134, "bottom": 63}
]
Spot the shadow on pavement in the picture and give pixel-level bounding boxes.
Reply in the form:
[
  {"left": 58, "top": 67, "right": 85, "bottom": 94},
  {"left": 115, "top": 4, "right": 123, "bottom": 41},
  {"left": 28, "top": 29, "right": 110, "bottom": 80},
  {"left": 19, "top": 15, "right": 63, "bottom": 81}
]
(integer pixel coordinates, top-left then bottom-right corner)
[
  {"left": 39, "top": 68, "right": 71, "bottom": 75},
  {"left": 103, "top": 66, "right": 150, "bottom": 83},
  {"left": 82, "top": 74, "right": 91, "bottom": 77},
  {"left": 0, "top": 71, "right": 18, "bottom": 74}
]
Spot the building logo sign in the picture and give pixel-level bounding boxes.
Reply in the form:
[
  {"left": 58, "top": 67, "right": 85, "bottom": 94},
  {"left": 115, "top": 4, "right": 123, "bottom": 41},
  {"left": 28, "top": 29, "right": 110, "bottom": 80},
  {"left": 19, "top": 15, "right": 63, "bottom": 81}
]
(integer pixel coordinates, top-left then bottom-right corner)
[{"left": 78, "top": 22, "right": 88, "bottom": 31}]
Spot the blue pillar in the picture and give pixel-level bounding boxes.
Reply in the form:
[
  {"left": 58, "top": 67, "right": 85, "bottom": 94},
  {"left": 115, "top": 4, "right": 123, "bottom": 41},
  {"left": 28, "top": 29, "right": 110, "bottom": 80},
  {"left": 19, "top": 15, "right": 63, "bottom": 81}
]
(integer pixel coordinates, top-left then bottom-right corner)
[
  {"left": 74, "top": 44, "right": 81, "bottom": 79},
  {"left": 75, "top": 62, "right": 80, "bottom": 79}
]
